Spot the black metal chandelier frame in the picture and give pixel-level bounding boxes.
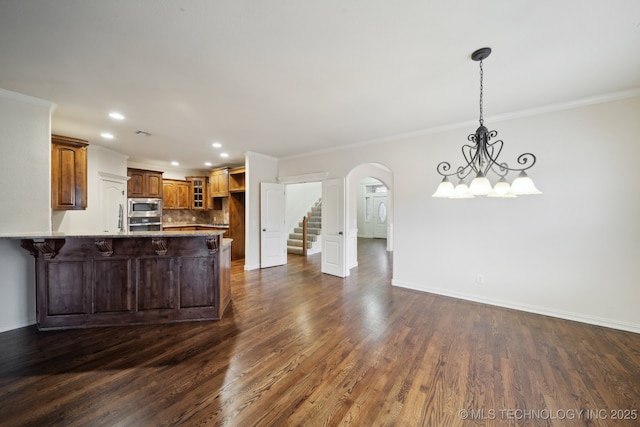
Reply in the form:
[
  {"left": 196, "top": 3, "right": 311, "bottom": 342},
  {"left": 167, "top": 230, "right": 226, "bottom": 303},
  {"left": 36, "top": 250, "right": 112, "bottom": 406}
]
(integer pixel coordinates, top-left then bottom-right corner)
[{"left": 435, "top": 48, "right": 537, "bottom": 182}]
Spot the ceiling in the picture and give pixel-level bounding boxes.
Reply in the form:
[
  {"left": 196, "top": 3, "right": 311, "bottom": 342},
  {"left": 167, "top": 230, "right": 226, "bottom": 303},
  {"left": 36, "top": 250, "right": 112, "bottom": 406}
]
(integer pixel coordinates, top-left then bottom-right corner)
[{"left": 1, "top": 1, "right": 639, "bottom": 171}]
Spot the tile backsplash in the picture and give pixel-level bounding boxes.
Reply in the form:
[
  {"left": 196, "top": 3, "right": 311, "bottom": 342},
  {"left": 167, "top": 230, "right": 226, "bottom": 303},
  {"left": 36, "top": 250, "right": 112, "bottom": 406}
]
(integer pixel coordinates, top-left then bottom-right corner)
[{"left": 163, "top": 199, "right": 228, "bottom": 224}]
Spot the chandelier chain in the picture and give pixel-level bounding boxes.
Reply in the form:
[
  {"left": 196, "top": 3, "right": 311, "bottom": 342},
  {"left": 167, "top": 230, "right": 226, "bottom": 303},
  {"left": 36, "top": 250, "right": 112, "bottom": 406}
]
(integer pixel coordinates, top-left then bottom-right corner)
[{"left": 479, "top": 60, "right": 484, "bottom": 126}]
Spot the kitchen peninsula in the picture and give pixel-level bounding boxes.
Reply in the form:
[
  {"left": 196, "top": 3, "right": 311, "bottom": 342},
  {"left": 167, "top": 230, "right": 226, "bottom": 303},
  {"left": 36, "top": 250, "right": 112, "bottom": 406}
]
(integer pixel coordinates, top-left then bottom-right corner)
[{"left": 6, "top": 230, "right": 231, "bottom": 330}]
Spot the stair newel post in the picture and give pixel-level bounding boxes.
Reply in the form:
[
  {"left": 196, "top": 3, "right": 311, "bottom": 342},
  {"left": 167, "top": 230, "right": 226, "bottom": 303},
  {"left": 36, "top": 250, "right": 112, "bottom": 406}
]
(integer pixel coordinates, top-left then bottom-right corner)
[{"left": 302, "top": 215, "right": 308, "bottom": 256}]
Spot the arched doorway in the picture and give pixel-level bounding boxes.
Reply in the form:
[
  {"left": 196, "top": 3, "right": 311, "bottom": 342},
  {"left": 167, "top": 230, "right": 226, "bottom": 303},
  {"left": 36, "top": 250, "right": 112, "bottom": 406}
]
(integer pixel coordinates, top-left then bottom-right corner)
[
  {"left": 276, "top": 163, "right": 393, "bottom": 277},
  {"left": 358, "top": 177, "right": 388, "bottom": 239},
  {"left": 346, "top": 163, "right": 393, "bottom": 271}
]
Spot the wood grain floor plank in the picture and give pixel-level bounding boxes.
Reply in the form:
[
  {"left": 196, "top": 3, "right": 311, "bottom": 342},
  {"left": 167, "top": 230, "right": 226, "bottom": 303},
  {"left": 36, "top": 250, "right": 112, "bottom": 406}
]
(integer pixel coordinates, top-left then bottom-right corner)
[{"left": 1, "top": 238, "right": 639, "bottom": 426}]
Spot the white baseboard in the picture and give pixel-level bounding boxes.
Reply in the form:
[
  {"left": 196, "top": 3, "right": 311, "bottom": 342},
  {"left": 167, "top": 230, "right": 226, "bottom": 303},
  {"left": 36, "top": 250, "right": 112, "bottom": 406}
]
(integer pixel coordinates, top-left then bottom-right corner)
[
  {"left": 0, "top": 317, "right": 36, "bottom": 334},
  {"left": 392, "top": 279, "right": 640, "bottom": 334},
  {"left": 306, "top": 246, "right": 322, "bottom": 256}
]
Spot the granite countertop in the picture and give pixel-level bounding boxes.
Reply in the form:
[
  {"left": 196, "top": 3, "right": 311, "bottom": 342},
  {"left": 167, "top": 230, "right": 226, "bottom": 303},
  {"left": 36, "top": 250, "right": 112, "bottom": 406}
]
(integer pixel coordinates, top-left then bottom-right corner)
[
  {"left": 162, "top": 223, "right": 230, "bottom": 228},
  {"left": 0, "top": 229, "right": 228, "bottom": 239}
]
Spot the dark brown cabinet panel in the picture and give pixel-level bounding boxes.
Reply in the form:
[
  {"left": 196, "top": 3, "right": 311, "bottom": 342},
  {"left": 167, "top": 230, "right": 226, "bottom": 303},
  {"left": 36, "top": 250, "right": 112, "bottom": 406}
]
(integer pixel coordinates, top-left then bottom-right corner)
[
  {"left": 127, "top": 168, "right": 164, "bottom": 198},
  {"left": 45, "top": 260, "right": 87, "bottom": 315},
  {"left": 219, "top": 242, "right": 231, "bottom": 315},
  {"left": 180, "top": 257, "right": 215, "bottom": 308},
  {"left": 51, "top": 135, "right": 88, "bottom": 210},
  {"left": 138, "top": 258, "right": 175, "bottom": 310},
  {"left": 229, "top": 192, "right": 245, "bottom": 260},
  {"left": 94, "top": 259, "right": 132, "bottom": 313},
  {"left": 21, "top": 234, "right": 230, "bottom": 330}
]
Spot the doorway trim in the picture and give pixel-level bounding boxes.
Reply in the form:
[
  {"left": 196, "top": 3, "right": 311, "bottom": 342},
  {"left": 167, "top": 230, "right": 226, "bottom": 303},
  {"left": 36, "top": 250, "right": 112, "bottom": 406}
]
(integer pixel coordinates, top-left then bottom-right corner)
[
  {"left": 276, "top": 162, "right": 393, "bottom": 276},
  {"left": 98, "top": 171, "right": 128, "bottom": 233},
  {"left": 346, "top": 163, "right": 393, "bottom": 271}
]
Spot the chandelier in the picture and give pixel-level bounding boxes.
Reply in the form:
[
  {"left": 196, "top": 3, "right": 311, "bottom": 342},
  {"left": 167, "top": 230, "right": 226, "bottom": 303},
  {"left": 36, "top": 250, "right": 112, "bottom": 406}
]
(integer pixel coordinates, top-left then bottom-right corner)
[{"left": 432, "top": 47, "right": 541, "bottom": 198}]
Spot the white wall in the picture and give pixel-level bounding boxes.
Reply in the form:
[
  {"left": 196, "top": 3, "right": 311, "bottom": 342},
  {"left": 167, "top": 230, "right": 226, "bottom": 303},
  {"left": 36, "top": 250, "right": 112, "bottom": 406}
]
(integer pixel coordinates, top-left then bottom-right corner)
[
  {"left": 279, "top": 95, "right": 640, "bottom": 333},
  {"left": 53, "top": 145, "right": 128, "bottom": 233},
  {"left": 245, "top": 151, "right": 279, "bottom": 270},
  {"left": 285, "top": 182, "right": 322, "bottom": 235},
  {"left": 0, "top": 88, "right": 54, "bottom": 332}
]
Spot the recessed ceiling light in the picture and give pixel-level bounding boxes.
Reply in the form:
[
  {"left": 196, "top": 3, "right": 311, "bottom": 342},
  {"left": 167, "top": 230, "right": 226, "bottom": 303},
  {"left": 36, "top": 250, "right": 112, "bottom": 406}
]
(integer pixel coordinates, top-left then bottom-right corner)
[
  {"left": 101, "top": 132, "right": 114, "bottom": 139},
  {"left": 204, "top": 162, "right": 212, "bottom": 167},
  {"left": 212, "top": 142, "right": 222, "bottom": 148},
  {"left": 220, "top": 153, "right": 229, "bottom": 158},
  {"left": 171, "top": 161, "right": 179, "bottom": 166},
  {"left": 109, "top": 112, "right": 125, "bottom": 120}
]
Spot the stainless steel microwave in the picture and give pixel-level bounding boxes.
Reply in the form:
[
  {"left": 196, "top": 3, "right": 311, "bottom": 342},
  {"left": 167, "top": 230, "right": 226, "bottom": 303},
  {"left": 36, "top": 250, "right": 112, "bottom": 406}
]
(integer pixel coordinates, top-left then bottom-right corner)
[{"left": 128, "top": 198, "right": 162, "bottom": 217}]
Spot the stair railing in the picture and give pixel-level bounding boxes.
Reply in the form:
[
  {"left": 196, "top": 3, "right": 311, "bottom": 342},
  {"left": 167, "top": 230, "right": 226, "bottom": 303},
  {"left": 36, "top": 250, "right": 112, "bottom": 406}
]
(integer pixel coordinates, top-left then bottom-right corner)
[{"left": 302, "top": 202, "right": 322, "bottom": 256}]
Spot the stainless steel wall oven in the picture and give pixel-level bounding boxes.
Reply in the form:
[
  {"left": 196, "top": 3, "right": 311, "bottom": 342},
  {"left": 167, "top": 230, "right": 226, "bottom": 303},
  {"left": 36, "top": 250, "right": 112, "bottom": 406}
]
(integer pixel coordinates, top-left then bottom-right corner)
[{"left": 127, "top": 198, "right": 162, "bottom": 231}]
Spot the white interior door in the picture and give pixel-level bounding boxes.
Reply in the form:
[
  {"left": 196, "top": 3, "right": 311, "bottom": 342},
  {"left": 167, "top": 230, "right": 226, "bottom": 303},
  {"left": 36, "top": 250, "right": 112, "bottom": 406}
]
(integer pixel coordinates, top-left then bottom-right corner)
[
  {"left": 322, "top": 178, "right": 347, "bottom": 277},
  {"left": 260, "top": 182, "right": 287, "bottom": 268},
  {"left": 100, "top": 179, "right": 126, "bottom": 233}
]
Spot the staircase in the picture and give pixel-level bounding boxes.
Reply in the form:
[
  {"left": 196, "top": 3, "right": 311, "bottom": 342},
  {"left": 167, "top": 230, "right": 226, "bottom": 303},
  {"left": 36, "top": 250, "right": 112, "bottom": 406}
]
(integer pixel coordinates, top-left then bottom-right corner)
[{"left": 287, "top": 199, "right": 322, "bottom": 255}]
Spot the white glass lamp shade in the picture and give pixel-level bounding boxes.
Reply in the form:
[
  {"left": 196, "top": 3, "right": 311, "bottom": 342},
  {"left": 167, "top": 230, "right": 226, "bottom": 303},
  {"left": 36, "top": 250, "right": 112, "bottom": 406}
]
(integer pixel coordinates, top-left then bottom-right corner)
[
  {"left": 432, "top": 177, "right": 455, "bottom": 198},
  {"left": 451, "top": 179, "right": 474, "bottom": 198},
  {"left": 510, "top": 171, "right": 542, "bottom": 195},
  {"left": 469, "top": 172, "right": 492, "bottom": 195},
  {"left": 488, "top": 177, "right": 516, "bottom": 197}
]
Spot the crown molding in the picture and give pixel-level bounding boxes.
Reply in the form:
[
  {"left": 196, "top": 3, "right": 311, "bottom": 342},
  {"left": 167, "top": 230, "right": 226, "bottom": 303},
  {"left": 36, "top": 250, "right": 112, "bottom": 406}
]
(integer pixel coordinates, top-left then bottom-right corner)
[
  {"left": 0, "top": 88, "right": 56, "bottom": 110},
  {"left": 277, "top": 171, "right": 329, "bottom": 184},
  {"left": 281, "top": 88, "right": 640, "bottom": 161}
]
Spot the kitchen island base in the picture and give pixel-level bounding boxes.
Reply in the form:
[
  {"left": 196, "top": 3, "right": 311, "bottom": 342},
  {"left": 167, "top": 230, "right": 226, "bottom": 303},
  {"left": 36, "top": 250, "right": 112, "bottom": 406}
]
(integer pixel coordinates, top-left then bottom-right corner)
[{"left": 20, "top": 232, "right": 231, "bottom": 330}]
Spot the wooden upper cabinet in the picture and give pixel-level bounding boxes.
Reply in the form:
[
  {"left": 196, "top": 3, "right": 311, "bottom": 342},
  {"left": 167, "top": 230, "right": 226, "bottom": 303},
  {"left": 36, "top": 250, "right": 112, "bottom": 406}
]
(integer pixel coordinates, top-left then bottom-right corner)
[
  {"left": 127, "top": 168, "right": 163, "bottom": 198},
  {"left": 146, "top": 173, "right": 163, "bottom": 198},
  {"left": 177, "top": 181, "right": 190, "bottom": 209},
  {"left": 186, "top": 176, "right": 209, "bottom": 210},
  {"left": 228, "top": 167, "right": 246, "bottom": 192},
  {"left": 163, "top": 179, "right": 191, "bottom": 210},
  {"left": 162, "top": 180, "right": 176, "bottom": 209},
  {"left": 51, "top": 134, "right": 88, "bottom": 210},
  {"left": 209, "top": 168, "right": 229, "bottom": 197},
  {"left": 127, "top": 170, "right": 145, "bottom": 197}
]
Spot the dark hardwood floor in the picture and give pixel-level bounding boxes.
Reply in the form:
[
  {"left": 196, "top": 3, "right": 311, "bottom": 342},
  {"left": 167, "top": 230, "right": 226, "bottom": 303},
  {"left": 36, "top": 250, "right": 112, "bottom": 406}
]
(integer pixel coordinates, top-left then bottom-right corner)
[{"left": 1, "top": 238, "right": 639, "bottom": 426}]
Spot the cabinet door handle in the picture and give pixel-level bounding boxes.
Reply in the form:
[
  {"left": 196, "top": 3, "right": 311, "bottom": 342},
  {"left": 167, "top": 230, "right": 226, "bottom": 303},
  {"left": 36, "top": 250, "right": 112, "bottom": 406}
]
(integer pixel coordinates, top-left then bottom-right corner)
[
  {"left": 338, "top": 231, "right": 344, "bottom": 235},
  {"left": 263, "top": 228, "right": 266, "bottom": 232}
]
